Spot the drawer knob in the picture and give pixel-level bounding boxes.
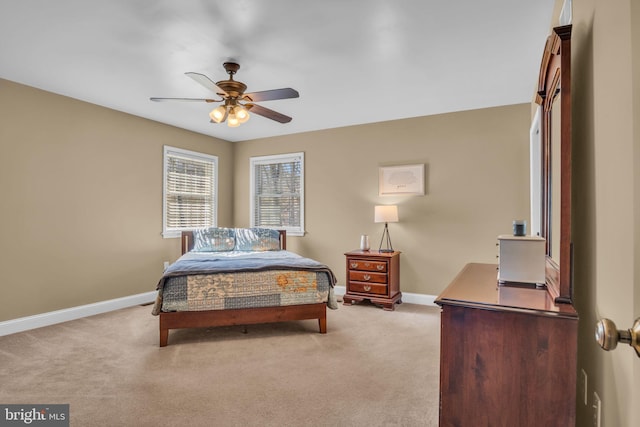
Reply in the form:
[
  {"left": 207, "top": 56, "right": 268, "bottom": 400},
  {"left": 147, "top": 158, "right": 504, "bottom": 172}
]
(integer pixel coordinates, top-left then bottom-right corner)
[
  {"left": 363, "top": 274, "right": 371, "bottom": 281},
  {"left": 350, "top": 262, "right": 358, "bottom": 269},
  {"left": 364, "top": 285, "right": 371, "bottom": 292},
  {"left": 376, "top": 265, "right": 384, "bottom": 271}
]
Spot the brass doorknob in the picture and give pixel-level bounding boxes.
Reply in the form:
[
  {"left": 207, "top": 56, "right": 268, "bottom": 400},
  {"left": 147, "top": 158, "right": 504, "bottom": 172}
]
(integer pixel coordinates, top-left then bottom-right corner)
[{"left": 595, "top": 317, "right": 640, "bottom": 357}]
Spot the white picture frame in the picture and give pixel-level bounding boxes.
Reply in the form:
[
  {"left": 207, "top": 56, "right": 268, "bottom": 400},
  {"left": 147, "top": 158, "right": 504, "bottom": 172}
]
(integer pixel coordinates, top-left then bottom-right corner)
[{"left": 378, "top": 164, "right": 425, "bottom": 196}]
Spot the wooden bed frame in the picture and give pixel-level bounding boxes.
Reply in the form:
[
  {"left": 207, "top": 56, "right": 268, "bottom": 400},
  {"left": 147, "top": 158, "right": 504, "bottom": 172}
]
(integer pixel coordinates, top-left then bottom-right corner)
[{"left": 159, "top": 229, "right": 327, "bottom": 347}]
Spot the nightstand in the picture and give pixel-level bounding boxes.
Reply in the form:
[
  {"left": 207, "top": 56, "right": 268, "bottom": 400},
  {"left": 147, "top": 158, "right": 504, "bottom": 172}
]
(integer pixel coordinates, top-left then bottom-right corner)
[{"left": 343, "top": 250, "right": 402, "bottom": 311}]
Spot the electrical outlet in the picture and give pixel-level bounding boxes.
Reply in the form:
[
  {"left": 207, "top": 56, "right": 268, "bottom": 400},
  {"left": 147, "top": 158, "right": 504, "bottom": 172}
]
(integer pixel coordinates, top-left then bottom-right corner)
[
  {"left": 592, "top": 392, "right": 601, "bottom": 427},
  {"left": 580, "top": 369, "right": 588, "bottom": 405},
  {"left": 163, "top": 261, "right": 170, "bottom": 270}
]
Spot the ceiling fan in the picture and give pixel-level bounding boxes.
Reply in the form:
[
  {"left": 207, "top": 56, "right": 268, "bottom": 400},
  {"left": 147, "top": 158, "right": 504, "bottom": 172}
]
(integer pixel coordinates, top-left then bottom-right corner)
[{"left": 150, "top": 62, "right": 299, "bottom": 127}]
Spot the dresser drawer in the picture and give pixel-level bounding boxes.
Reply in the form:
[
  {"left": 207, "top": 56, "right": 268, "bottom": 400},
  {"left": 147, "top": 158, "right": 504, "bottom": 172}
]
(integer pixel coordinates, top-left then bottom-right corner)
[
  {"left": 349, "top": 270, "right": 388, "bottom": 284},
  {"left": 348, "top": 281, "right": 387, "bottom": 295},
  {"left": 348, "top": 259, "right": 387, "bottom": 273}
]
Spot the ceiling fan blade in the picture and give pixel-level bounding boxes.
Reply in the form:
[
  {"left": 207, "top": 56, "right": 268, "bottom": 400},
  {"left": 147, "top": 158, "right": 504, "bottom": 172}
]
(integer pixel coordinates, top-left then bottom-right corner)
[
  {"left": 243, "top": 88, "right": 299, "bottom": 102},
  {"left": 150, "top": 97, "right": 219, "bottom": 102},
  {"left": 246, "top": 103, "right": 292, "bottom": 123},
  {"left": 185, "top": 72, "right": 228, "bottom": 96}
]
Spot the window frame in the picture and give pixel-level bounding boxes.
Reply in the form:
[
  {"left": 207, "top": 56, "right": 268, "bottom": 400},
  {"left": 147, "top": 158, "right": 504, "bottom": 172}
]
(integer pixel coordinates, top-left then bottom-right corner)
[
  {"left": 162, "top": 145, "right": 218, "bottom": 238},
  {"left": 250, "top": 152, "right": 305, "bottom": 237}
]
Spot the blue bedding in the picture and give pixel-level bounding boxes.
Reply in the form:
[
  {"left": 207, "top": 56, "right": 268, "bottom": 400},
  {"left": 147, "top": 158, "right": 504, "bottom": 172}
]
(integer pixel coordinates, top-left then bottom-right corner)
[{"left": 160, "top": 250, "right": 337, "bottom": 285}]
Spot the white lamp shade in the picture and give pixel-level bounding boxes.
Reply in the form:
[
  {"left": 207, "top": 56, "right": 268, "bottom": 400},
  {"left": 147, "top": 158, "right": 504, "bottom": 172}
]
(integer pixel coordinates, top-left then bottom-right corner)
[{"left": 374, "top": 205, "right": 398, "bottom": 223}]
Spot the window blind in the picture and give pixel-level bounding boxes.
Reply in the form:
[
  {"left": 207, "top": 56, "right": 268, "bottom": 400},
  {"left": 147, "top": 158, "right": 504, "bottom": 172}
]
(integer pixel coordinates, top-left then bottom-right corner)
[
  {"left": 251, "top": 153, "right": 304, "bottom": 235},
  {"left": 163, "top": 146, "right": 217, "bottom": 237}
]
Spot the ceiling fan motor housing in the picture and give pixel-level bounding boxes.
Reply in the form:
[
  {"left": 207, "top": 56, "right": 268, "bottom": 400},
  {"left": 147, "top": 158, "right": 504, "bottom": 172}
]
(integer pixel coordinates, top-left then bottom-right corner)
[
  {"left": 216, "top": 62, "right": 246, "bottom": 98},
  {"left": 216, "top": 80, "right": 247, "bottom": 98}
]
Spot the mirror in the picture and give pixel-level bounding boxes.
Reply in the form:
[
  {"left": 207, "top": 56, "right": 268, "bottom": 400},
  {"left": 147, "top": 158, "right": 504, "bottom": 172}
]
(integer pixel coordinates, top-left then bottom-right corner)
[
  {"left": 536, "top": 25, "right": 572, "bottom": 304},
  {"left": 550, "top": 91, "right": 562, "bottom": 264}
]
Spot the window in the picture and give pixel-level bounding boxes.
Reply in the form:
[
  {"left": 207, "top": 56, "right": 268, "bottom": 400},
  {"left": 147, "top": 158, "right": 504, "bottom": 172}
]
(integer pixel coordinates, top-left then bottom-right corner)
[
  {"left": 163, "top": 146, "right": 218, "bottom": 238},
  {"left": 250, "top": 152, "right": 304, "bottom": 236}
]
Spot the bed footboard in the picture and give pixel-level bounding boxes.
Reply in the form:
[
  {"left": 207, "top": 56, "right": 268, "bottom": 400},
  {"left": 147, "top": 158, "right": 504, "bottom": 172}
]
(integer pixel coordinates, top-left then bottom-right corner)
[{"left": 159, "top": 303, "right": 326, "bottom": 347}]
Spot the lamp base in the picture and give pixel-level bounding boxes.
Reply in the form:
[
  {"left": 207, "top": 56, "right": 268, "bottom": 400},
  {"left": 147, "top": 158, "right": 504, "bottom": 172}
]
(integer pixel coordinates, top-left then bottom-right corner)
[{"left": 378, "top": 222, "right": 395, "bottom": 253}]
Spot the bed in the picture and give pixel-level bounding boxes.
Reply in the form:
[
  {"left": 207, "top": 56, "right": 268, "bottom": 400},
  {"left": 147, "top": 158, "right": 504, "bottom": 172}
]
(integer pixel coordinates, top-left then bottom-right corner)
[{"left": 152, "top": 227, "right": 338, "bottom": 346}]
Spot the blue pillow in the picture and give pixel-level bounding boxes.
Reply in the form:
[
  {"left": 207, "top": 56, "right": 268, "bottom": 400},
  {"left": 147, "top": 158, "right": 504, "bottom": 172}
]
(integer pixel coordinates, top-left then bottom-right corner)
[
  {"left": 191, "top": 227, "right": 236, "bottom": 252},
  {"left": 235, "top": 228, "right": 281, "bottom": 251}
]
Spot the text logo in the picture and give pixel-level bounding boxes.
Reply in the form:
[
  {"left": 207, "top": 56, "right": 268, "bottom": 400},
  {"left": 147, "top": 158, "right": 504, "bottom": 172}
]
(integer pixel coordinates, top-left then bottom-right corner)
[{"left": 0, "top": 405, "right": 69, "bottom": 426}]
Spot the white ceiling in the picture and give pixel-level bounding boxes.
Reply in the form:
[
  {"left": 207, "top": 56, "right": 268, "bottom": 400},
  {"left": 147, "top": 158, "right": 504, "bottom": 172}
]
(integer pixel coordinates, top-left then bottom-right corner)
[{"left": 0, "top": 0, "right": 555, "bottom": 143}]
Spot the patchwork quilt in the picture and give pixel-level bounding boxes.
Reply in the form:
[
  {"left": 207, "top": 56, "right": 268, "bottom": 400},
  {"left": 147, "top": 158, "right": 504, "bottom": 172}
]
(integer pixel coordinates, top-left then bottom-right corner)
[{"left": 152, "top": 250, "right": 338, "bottom": 315}]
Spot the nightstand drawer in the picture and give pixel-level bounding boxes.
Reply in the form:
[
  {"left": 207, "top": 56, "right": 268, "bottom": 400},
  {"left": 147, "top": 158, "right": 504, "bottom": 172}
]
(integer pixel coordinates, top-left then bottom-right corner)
[
  {"left": 349, "top": 270, "right": 387, "bottom": 284},
  {"left": 349, "top": 282, "right": 387, "bottom": 295},
  {"left": 348, "top": 260, "right": 387, "bottom": 273}
]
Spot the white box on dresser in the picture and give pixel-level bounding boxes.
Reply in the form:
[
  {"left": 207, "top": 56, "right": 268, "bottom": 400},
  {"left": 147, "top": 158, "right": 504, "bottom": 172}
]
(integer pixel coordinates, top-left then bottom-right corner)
[{"left": 497, "top": 235, "right": 546, "bottom": 286}]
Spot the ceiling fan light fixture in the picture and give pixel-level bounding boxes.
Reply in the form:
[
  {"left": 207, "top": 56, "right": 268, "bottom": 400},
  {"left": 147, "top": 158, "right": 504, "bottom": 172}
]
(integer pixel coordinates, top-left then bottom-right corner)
[
  {"left": 234, "top": 105, "right": 250, "bottom": 123},
  {"left": 209, "top": 105, "right": 227, "bottom": 123},
  {"left": 227, "top": 112, "right": 240, "bottom": 127}
]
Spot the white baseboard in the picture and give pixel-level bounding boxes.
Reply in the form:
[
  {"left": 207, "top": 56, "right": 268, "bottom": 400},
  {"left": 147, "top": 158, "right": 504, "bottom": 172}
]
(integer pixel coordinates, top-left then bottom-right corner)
[
  {"left": 0, "top": 291, "right": 157, "bottom": 337},
  {"left": 333, "top": 286, "right": 437, "bottom": 307}
]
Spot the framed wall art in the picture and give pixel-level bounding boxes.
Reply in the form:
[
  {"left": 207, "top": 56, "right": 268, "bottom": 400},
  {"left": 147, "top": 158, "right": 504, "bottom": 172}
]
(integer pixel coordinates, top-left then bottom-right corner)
[{"left": 378, "top": 164, "right": 425, "bottom": 196}]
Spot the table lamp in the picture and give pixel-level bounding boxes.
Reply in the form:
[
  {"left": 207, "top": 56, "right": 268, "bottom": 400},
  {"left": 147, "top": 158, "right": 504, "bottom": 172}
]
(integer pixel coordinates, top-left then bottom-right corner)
[{"left": 374, "top": 205, "right": 398, "bottom": 253}]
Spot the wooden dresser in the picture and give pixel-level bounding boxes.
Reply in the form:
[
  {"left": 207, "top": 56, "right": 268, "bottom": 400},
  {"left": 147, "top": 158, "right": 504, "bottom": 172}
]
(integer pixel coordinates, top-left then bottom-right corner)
[
  {"left": 435, "top": 263, "right": 578, "bottom": 426},
  {"left": 343, "top": 250, "right": 401, "bottom": 311}
]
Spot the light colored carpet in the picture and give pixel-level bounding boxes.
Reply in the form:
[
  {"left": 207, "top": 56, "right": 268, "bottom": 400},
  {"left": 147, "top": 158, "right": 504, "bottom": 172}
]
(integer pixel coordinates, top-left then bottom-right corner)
[{"left": 0, "top": 301, "right": 441, "bottom": 426}]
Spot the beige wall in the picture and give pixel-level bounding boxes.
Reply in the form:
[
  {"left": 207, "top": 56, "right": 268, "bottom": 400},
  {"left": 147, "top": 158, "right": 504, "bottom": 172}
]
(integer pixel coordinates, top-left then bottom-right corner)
[
  {"left": 633, "top": 0, "right": 640, "bottom": 416},
  {"left": 0, "top": 79, "right": 233, "bottom": 321},
  {"left": 570, "top": 0, "right": 639, "bottom": 426},
  {"left": 1, "top": 79, "right": 530, "bottom": 322},
  {"left": 233, "top": 104, "right": 531, "bottom": 295}
]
